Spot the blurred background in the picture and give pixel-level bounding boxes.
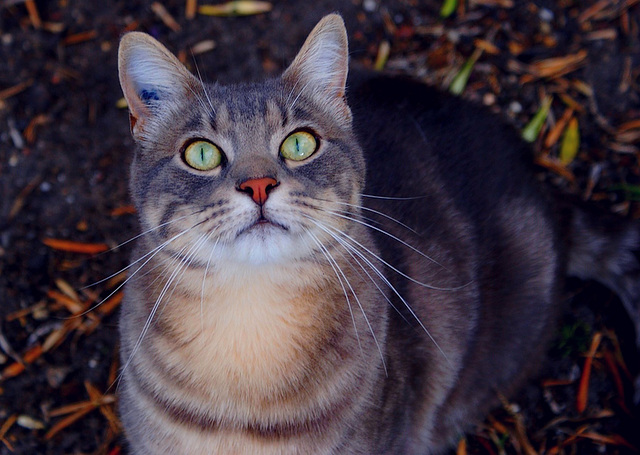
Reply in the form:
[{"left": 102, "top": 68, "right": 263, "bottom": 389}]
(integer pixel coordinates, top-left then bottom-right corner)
[{"left": 0, "top": 0, "right": 638, "bottom": 453}]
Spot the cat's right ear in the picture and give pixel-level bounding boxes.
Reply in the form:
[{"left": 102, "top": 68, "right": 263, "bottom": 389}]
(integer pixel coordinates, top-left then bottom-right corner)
[{"left": 118, "top": 32, "right": 196, "bottom": 139}]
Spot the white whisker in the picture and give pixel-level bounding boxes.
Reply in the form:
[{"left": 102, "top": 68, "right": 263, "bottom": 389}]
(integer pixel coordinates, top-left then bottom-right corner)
[
  {"left": 361, "top": 193, "right": 428, "bottom": 201},
  {"left": 190, "top": 52, "right": 217, "bottom": 116},
  {"left": 324, "top": 208, "right": 448, "bottom": 271},
  {"left": 305, "top": 227, "right": 388, "bottom": 374},
  {"left": 305, "top": 216, "right": 450, "bottom": 364},
  {"left": 73, "top": 219, "right": 207, "bottom": 318},
  {"left": 200, "top": 233, "right": 220, "bottom": 333},
  {"left": 304, "top": 228, "right": 366, "bottom": 363},
  {"left": 83, "top": 209, "right": 204, "bottom": 290}
]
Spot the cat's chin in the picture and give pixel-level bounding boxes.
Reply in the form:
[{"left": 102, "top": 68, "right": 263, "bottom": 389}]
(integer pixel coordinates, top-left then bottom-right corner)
[{"left": 222, "top": 224, "right": 310, "bottom": 265}]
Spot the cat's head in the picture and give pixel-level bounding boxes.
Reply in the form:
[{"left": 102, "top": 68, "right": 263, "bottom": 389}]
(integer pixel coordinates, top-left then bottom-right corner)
[{"left": 118, "top": 15, "right": 366, "bottom": 266}]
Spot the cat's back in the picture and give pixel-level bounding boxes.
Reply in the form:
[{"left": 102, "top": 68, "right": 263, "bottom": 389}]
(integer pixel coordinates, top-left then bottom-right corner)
[
  {"left": 346, "top": 72, "right": 562, "bottom": 451},
  {"left": 347, "top": 71, "right": 545, "bottom": 222}
]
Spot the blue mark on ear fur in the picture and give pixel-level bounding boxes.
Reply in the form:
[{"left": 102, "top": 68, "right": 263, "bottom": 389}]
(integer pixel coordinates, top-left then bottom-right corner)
[{"left": 140, "top": 89, "right": 160, "bottom": 102}]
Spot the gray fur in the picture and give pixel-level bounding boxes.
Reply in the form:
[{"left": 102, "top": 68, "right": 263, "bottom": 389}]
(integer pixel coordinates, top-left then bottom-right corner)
[{"left": 117, "top": 14, "right": 639, "bottom": 454}]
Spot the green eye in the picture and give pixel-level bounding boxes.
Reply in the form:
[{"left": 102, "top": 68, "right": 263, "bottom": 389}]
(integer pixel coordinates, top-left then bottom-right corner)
[
  {"left": 184, "top": 141, "right": 222, "bottom": 171},
  {"left": 280, "top": 131, "right": 318, "bottom": 161}
]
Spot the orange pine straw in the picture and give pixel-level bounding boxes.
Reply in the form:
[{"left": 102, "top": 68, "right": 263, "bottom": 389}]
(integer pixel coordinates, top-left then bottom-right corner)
[
  {"left": 62, "top": 30, "right": 98, "bottom": 46},
  {"left": 98, "top": 291, "right": 124, "bottom": 316},
  {"left": 0, "top": 414, "right": 17, "bottom": 451},
  {"left": 579, "top": 432, "right": 636, "bottom": 449},
  {"left": 42, "top": 238, "right": 109, "bottom": 254},
  {"left": 186, "top": 0, "right": 198, "bottom": 19},
  {"left": 576, "top": 331, "right": 602, "bottom": 413},
  {"left": 541, "top": 377, "right": 574, "bottom": 387},
  {"left": 110, "top": 205, "right": 136, "bottom": 216},
  {"left": 45, "top": 383, "right": 116, "bottom": 440},
  {"left": 48, "top": 400, "right": 95, "bottom": 418},
  {"left": 456, "top": 437, "right": 467, "bottom": 455},
  {"left": 25, "top": 0, "right": 42, "bottom": 29},
  {"left": 0, "top": 415, "right": 17, "bottom": 440},
  {"left": 47, "top": 289, "right": 83, "bottom": 314},
  {"left": 1, "top": 344, "right": 43, "bottom": 379},
  {"left": 544, "top": 107, "right": 574, "bottom": 148},
  {"left": 0, "top": 79, "right": 34, "bottom": 101},
  {"left": 617, "top": 119, "right": 640, "bottom": 133},
  {"left": 534, "top": 155, "right": 576, "bottom": 183},
  {"left": 86, "top": 382, "right": 120, "bottom": 433},
  {"left": 45, "top": 404, "right": 95, "bottom": 440}
]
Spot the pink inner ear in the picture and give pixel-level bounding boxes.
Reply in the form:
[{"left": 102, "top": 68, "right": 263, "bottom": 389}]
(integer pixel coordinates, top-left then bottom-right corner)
[{"left": 129, "top": 113, "right": 137, "bottom": 132}]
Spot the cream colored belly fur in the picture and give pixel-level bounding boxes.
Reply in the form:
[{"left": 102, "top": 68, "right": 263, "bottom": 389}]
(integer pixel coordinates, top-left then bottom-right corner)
[{"left": 124, "top": 261, "right": 354, "bottom": 454}]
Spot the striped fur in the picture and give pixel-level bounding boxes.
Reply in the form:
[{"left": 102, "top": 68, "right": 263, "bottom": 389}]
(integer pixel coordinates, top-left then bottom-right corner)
[{"left": 117, "top": 14, "right": 639, "bottom": 454}]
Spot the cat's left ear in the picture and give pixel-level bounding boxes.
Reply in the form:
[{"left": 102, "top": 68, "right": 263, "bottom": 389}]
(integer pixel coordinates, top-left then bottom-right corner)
[
  {"left": 283, "top": 14, "right": 351, "bottom": 123},
  {"left": 118, "top": 32, "right": 197, "bottom": 139}
]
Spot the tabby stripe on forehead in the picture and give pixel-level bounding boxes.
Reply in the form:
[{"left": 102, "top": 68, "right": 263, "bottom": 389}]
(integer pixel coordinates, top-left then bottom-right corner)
[
  {"left": 292, "top": 106, "right": 313, "bottom": 122},
  {"left": 139, "top": 156, "right": 173, "bottom": 202}
]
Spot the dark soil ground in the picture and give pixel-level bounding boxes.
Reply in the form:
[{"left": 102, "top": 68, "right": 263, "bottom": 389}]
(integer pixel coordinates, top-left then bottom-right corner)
[{"left": 0, "top": 1, "right": 639, "bottom": 454}]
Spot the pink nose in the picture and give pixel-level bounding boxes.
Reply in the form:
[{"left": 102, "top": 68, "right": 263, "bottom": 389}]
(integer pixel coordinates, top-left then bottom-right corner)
[{"left": 238, "top": 177, "right": 278, "bottom": 205}]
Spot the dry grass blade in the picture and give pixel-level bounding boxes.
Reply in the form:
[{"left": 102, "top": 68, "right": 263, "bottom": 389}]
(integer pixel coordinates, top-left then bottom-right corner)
[
  {"left": 374, "top": 41, "right": 391, "bottom": 71},
  {"left": 186, "top": 0, "right": 198, "bottom": 19},
  {"left": 151, "top": 2, "right": 182, "bottom": 31},
  {"left": 534, "top": 155, "right": 576, "bottom": 183},
  {"left": 24, "top": 0, "right": 42, "bottom": 29},
  {"left": 456, "top": 437, "right": 467, "bottom": 455},
  {"left": 471, "top": 0, "right": 513, "bottom": 7},
  {"left": 62, "top": 30, "right": 98, "bottom": 46},
  {"left": 86, "top": 382, "right": 121, "bottom": 433},
  {"left": 45, "top": 404, "right": 95, "bottom": 440},
  {"left": 529, "top": 50, "right": 588, "bottom": 79},
  {"left": 578, "top": 0, "right": 613, "bottom": 23},
  {"left": 47, "top": 290, "right": 83, "bottom": 314},
  {"left": 110, "top": 204, "right": 136, "bottom": 216},
  {"left": 0, "top": 79, "right": 34, "bottom": 102},
  {"left": 23, "top": 114, "right": 51, "bottom": 144},
  {"left": 198, "top": 1, "right": 272, "bottom": 16},
  {"left": 0, "top": 414, "right": 17, "bottom": 441},
  {"left": 544, "top": 107, "right": 574, "bottom": 148},
  {"left": 1, "top": 344, "right": 43, "bottom": 380},
  {"left": 576, "top": 331, "right": 602, "bottom": 413},
  {"left": 42, "top": 238, "right": 109, "bottom": 254},
  {"left": 45, "top": 383, "right": 116, "bottom": 440},
  {"left": 8, "top": 174, "right": 42, "bottom": 221},
  {"left": 97, "top": 291, "right": 124, "bottom": 316}
]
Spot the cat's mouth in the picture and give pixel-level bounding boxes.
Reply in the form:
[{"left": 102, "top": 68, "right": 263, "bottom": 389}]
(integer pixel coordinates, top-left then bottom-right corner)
[{"left": 237, "top": 214, "right": 288, "bottom": 238}]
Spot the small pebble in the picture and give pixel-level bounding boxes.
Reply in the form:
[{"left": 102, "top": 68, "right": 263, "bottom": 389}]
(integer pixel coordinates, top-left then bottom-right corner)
[
  {"left": 17, "top": 415, "right": 45, "bottom": 430},
  {"left": 539, "top": 8, "right": 554, "bottom": 23},
  {"left": 362, "top": 0, "right": 377, "bottom": 12},
  {"left": 482, "top": 93, "right": 496, "bottom": 106},
  {"left": 39, "top": 181, "right": 52, "bottom": 192},
  {"left": 509, "top": 101, "right": 523, "bottom": 114}
]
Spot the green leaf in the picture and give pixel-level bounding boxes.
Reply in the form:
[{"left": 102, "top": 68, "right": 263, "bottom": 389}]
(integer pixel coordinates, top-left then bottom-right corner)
[
  {"left": 559, "top": 117, "right": 579, "bottom": 165},
  {"left": 522, "top": 96, "right": 552, "bottom": 143},
  {"left": 440, "top": 0, "right": 458, "bottom": 18},
  {"left": 449, "top": 50, "right": 481, "bottom": 96},
  {"left": 609, "top": 183, "right": 640, "bottom": 201}
]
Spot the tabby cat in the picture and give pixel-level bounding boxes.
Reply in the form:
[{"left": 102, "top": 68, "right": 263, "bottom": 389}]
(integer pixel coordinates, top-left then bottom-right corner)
[{"left": 116, "top": 14, "right": 639, "bottom": 454}]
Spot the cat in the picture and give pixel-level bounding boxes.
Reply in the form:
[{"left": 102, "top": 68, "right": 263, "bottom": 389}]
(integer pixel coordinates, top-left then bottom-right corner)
[{"left": 116, "top": 14, "right": 640, "bottom": 454}]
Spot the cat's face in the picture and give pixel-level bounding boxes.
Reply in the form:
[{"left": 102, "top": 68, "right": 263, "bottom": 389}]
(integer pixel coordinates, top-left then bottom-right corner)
[{"left": 118, "top": 17, "right": 365, "bottom": 266}]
